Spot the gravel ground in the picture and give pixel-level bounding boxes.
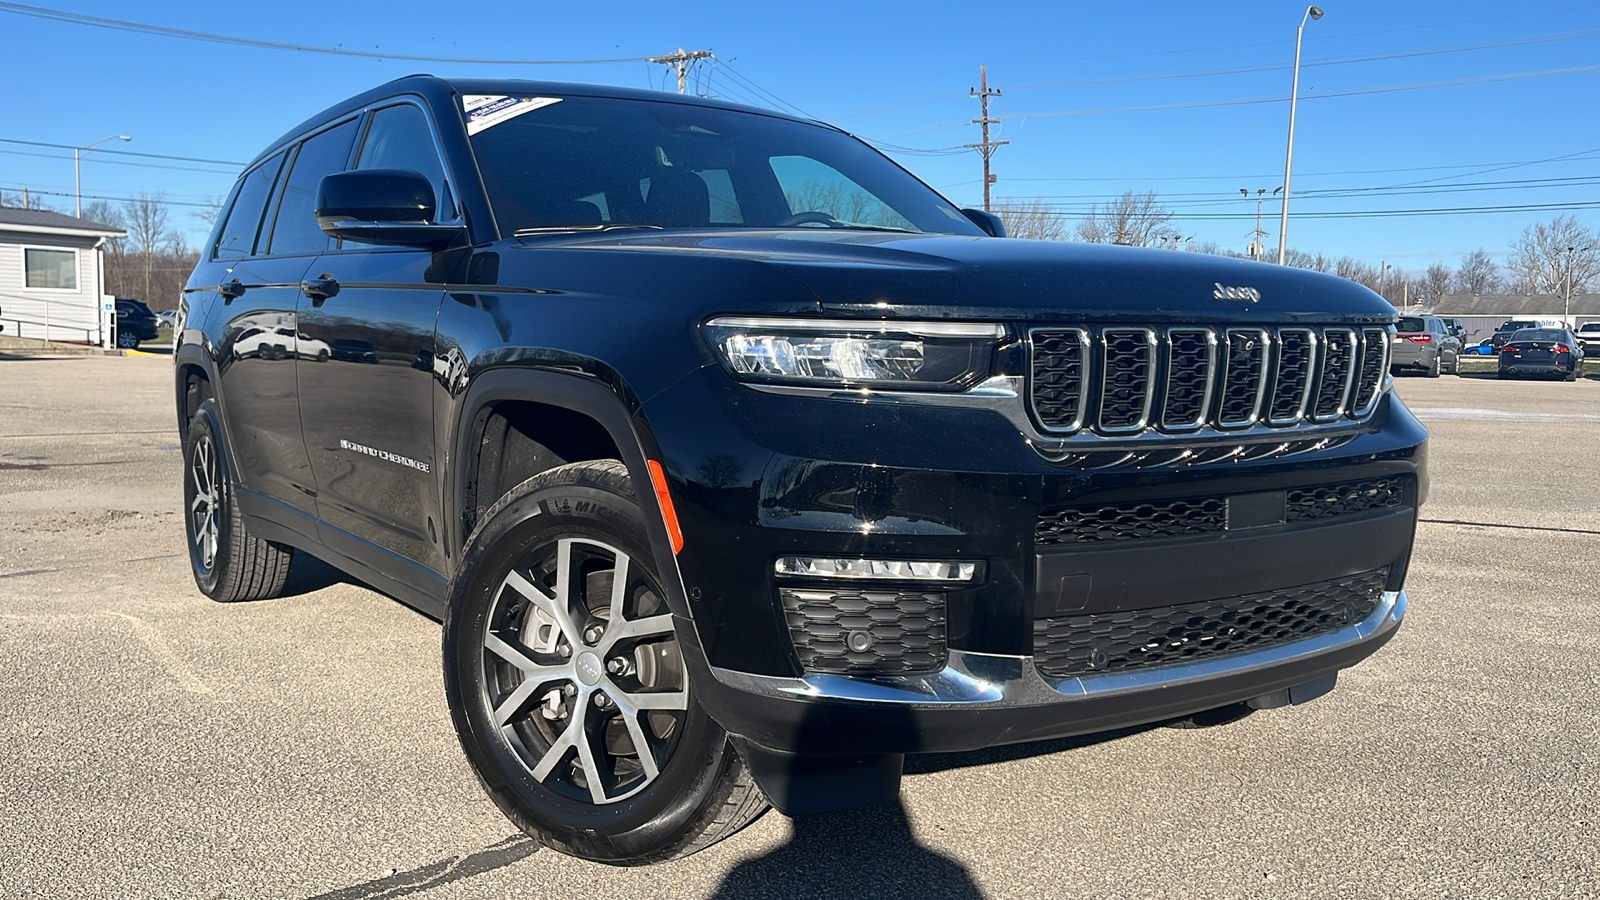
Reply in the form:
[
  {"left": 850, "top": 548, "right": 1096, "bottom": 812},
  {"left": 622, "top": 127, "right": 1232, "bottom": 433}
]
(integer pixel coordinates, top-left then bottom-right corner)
[{"left": 0, "top": 356, "right": 1595, "bottom": 900}]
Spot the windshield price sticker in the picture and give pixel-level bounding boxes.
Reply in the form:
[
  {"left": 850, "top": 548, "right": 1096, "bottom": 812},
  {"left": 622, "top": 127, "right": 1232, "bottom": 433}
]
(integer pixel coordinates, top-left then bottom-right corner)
[{"left": 462, "top": 95, "right": 561, "bottom": 135}]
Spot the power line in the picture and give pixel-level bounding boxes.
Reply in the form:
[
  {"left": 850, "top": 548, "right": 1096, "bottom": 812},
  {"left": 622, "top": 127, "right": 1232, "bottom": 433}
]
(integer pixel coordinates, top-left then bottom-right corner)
[
  {"left": 1000, "top": 200, "right": 1600, "bottom": 221},
  {"left": 714, "top": 60, "right": 817, "bottom": 120},
  {"left": 0, "top": 185, "right": 216, "bottom": 209},
  {"left": 0, "top": 147, "right": 239, "bottom": 176},
  {"left": 0, "top": 1, "right": 658, "bottom": 64},
  {"left": 0, "top": 137, "right": 244, "bottom": 167},
  {"left": 876, "top": 63, "right": 1600, "bottom": 139},
  {"left": 648, "top": 48, "right": 713, "bottom": 94}
]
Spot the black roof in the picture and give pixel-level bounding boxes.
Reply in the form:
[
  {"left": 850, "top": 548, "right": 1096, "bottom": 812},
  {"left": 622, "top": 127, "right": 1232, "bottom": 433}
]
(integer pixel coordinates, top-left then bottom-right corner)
[
  {"left": 249, "top": 74, "right": 822, "bottom": 172},
  {"left": 0, "top": 206, "right": 126, "bottom": 236}
]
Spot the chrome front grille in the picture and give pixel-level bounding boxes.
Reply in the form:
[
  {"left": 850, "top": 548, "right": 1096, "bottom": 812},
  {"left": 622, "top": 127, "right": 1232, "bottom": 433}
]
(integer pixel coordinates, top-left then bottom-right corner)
[{"left": 1030, "top": 325, "right": 1389, "bottom": 436}]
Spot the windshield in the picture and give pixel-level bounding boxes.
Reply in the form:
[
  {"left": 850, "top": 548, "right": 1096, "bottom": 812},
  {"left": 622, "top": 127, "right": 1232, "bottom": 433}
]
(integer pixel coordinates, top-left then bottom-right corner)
[
  {"left": 463, "top": 95, "right": 983, "bottom": 237},
  {"left": 1397, "top": 317, "right": 1427, "bottom": 333}
]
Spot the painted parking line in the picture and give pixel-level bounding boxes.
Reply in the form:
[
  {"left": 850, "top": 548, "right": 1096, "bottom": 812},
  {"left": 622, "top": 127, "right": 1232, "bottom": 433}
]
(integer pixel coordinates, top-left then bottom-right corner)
[{"left": 1408, "top": 406, "right": 1600, "bottom": 422}]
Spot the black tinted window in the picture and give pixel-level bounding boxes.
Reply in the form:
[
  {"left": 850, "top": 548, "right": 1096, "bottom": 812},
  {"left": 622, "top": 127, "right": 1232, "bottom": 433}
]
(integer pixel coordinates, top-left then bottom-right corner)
[
  {"left": 465, "top": 95, "right": 982, "bottom": 237},
  {"left": 1398, "top": 317, "right": 1426, "bottom": 332},
  {"left": 215, "top": 152, "right": 285, "bottom": 259},
  {"left": 267, "top": 119, "right": 358, "bottom": 257},
  {"left": 1512, "top": 329, "right": 1564, "bottom": 342},
  {"left": 355, "top": 103, "right": 453, "bottom": 219}
]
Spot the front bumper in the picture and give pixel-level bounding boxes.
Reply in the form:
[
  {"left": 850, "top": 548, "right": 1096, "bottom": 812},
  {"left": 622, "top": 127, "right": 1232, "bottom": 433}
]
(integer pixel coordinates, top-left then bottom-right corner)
[{"left": 688, "top": 590, "right": 1405, "bottom": 755}]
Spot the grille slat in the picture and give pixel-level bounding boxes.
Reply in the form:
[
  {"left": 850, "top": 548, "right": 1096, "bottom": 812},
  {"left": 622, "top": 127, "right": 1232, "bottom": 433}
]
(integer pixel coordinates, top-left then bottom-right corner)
[
  {"left": 1098, "top": 329, "right": 1156, "bottom": 433},
  {"left": 1029, "top": 325, "right": 1389, "bottom": 437},
  {"left": 1032, "top": 569, "right": 1389, "bottom": 678},
  {"left": 1161, "top": 329, "right": 1215, "bottom": 430}
]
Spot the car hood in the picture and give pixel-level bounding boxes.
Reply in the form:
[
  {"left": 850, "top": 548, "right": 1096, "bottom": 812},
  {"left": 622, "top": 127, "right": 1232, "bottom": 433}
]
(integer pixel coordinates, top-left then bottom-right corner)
[{"left": 528, "top": 229, "right": 1395, "bottom": 324}]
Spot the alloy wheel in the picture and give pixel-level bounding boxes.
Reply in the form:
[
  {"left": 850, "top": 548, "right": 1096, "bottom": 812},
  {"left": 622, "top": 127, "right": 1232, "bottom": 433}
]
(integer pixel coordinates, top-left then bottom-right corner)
[
  {"left": 481, "top": 537, "right": 687, "bottom": 805},
  {"left": 188, "top": 435, "right": 221, "bottom": 571}
]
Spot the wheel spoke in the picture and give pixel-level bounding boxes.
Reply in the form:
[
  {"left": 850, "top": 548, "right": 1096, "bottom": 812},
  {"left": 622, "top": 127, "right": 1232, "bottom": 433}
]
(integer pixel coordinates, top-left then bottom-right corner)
[
  {"left": 611, "top": 687, "right": 688, "bottom": 712},
  {"left": 528, "top": 721, "right": 579, "bottom": 783},
  {"left": 608, "top": 552, "right": 630, "bottom": 614},
  {"left": 492, "top": 677, "right": 546, "bottom": 726},
  {"left": 502, "top": 568, "right": 582, "bottom": 644},
  {"left": 616, "top": 705, "right": 660, "bottom": 781},
  {"left": 572, "top": 715, "right": 609, "bottom": 804},
  {"left": 602, "top": 613, "right": 675, "bottom": 647},
  {"left": 484, "top": 632, "right": 546, "bottom": 674}
]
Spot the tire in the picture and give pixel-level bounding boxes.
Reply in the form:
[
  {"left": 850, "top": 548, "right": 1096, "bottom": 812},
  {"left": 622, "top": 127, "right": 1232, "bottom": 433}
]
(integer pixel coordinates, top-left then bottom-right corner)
[
  {"left": 1425, "top": 354, "right": 1441, "bottom": 378},
  {"left": 1565, "top": 369, "right": 1577, "bottom": 382},
  {"left": 443, "top": 460, "right": 767, "bottom": 865},
  {"left": 183, "top": 400, "right": 294, "bottom": 602},
  {"left": 1448, "top": 353, "right": 1462, "bottom": 375},
  {"left": 116, "top": 331, "right": 140, "bottom": 349}
]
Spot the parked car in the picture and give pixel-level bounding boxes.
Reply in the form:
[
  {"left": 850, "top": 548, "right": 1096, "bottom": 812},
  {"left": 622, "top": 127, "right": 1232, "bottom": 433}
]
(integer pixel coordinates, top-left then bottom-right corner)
[
  {"left": 175, "top": 76, "right": 1423, "bottom": 865},
  {"left": 1466, "top": 338, "right": 1496, "bottom": 355},
  {"left": 1441, "top": 316, "right": 1466, "bottom": 343},
  {"left": 1575, "top": 322, "right": 1600, "bottom": 352},
  {"left": 114, "top": 298, "right": 161, "bottom": 349},
  {"left": 1499, "top": 327, "right": 1586, "bottom": 380},
  {"left": 155, "top": 309, "right": 180, "bottom": 329},
  {"left": 1390, "top": 314, "right": 1462, "bottom": 377},
  {"left": 1490, "top": 318, "right": 1565, "bottom": 350}
]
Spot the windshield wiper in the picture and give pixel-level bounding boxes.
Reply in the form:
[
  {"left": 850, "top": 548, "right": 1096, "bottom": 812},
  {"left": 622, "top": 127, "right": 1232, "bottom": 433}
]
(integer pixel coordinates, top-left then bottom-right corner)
[{"left": 515, "top": 224, "right": 665, "bottom": 236}]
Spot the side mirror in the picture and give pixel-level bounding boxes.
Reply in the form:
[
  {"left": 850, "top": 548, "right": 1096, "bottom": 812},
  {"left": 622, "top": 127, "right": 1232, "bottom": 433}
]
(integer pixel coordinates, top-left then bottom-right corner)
[
  {"left": 315, "top": 168, "right": 464, "bottom": 249},
  {"left": 960, "top": 208, "right": 1007, "bottom": 238}
]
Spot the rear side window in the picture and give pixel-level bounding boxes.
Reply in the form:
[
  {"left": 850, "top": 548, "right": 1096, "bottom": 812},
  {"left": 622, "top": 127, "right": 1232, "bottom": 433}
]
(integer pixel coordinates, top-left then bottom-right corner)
[
  {"left": 267, "top": 119, "right": 359, "bottom": 257},
  {"left": 214, "top": 152, "right": 285, "bottom": 259}
]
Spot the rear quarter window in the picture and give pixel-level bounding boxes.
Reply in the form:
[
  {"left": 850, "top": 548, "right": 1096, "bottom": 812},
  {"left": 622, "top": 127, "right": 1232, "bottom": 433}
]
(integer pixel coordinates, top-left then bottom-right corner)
[{"left": 214, "top": 152, "right": 286, "bottom": 259}]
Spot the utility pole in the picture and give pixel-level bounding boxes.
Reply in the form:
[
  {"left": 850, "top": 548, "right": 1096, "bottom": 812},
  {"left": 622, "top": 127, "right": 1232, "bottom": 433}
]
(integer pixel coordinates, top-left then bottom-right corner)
[
  {"left": 648, "top": 47, "right": 713, "bottom": 94},
  {"left": 1563, "top": 245, "right": 1592, "bottom": 325},
  {"left": 963, "top": 65, "right": 1008, "bottom": 212},
  {"left": 1240, "top": 187, "right": 1280, "bottom": 261}
]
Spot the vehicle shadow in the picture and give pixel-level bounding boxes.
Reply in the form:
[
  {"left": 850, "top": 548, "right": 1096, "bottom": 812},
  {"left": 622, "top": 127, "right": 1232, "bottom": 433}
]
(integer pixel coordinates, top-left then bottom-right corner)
[
  {"left": 280, "top": 551, "right": 364, "bottom": 597},
  {"left": 709, "top": 704, "right": 1171, "bottom": 898}
]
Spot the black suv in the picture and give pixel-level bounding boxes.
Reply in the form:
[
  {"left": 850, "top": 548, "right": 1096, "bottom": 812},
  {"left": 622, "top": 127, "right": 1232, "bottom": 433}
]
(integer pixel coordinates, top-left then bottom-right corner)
[
  {"left": 176, "top": 76, "right": 1424, "bottom": 865},
  {"left": 115, "top": 298, "right": 161, "bottom": 349}
]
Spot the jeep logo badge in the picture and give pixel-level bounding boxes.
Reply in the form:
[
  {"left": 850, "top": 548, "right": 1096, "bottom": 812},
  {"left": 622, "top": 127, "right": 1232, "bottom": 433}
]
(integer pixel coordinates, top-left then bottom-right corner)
[{"left": 1214, "top": 283, "right": 1261, "bottom": 303}]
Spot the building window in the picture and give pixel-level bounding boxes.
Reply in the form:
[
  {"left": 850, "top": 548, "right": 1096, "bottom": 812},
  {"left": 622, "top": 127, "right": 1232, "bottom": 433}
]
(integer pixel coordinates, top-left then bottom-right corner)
[{"left": 24, "top": 247, "right": 78, "bottom": 291}]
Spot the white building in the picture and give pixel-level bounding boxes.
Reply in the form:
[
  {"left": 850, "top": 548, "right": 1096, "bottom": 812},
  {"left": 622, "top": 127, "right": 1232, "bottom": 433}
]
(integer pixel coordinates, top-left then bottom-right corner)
[{"left": 0, "top": 208, "right": 126, "bottom": 344}]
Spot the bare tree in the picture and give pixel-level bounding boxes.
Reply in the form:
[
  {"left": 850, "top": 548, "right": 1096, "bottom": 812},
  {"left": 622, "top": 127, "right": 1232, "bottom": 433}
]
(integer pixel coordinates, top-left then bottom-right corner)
[
  {"left": 1452, "top": 249, "right": 1500, "bottom": 295},
  {"left": 1075, "top": 190, "right": 1176, "bottom": 248},
  {"left": 993, "top": 198, "right": 1068, "bottom": 241},
  {"left": 123, "top": 194, "right": 178, "bottom": 304},
  {"left": 1422, "top": 263, "right": 1453, "bottom": 302},
  {"left": 193, "top": 194, "right": 227, "bottom": 228},
  {"left": 784, "top": 182, "right": 912, "bottom": 231},
  {"left": 1506, "top": 215, "right": 1600, "bottom": 296},
  {"left": 0, "top": 189, "right": 52, "bottom": 210}
]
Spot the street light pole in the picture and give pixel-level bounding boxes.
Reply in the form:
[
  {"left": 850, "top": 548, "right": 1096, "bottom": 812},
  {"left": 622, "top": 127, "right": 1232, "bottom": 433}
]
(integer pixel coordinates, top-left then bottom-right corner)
[
  {"left": 1564, "top": 245, "right": 1592, "bottom": 325},
  {"left": 74, "top": 134, "right": 131, "bottom": 217},
  {"left": 1277, "top": 5, "right": 1323, "bottom": 265}
]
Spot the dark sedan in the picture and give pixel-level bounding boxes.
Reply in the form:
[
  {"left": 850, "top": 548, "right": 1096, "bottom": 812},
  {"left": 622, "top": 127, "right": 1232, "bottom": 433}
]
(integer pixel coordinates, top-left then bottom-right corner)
[{"left": 1499, "top": 328, "right": 1586, "bottom": 380}]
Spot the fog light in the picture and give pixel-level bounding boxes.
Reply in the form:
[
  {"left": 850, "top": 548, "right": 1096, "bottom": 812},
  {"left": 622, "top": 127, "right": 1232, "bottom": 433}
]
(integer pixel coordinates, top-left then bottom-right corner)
[{"left": 775, "top": 557, "right": 977, "bottom": 582}]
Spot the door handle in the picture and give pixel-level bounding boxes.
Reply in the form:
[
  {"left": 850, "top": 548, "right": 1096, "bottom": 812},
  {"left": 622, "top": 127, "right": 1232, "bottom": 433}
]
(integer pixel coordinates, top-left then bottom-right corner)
[
  {"left": 219, "top": 278, "right": 246, "bottom": 301},
  {"left": 301, "top": 275, "right": 341, "bottom": 303}
]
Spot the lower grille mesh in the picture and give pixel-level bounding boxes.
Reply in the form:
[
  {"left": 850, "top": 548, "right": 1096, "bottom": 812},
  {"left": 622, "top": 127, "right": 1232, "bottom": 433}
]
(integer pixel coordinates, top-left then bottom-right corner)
[
  {"left": 781, "top": 588, "right": 947, "bottom": 675},
  {"left": 1032, "top": 569, "right": 1388, "bottom": 678}
]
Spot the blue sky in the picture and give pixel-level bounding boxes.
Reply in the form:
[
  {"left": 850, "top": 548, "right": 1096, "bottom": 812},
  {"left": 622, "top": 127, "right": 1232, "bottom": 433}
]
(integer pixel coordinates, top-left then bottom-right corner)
[{"left": 2, "top": 0, "right": 1596, "bottom": 276}]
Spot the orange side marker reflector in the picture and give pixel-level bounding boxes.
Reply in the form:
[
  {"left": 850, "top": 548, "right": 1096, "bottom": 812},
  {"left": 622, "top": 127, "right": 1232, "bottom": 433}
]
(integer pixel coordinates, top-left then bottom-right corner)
[{"left": 646, "top": 459, "right": 684, "bottom": 554}]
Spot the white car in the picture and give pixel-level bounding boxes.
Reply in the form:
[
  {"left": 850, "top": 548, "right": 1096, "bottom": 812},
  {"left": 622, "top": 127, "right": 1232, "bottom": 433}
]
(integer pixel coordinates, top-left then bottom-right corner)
[{"left": 1575, "top": 322, "right": 1600, "bottom": 352}]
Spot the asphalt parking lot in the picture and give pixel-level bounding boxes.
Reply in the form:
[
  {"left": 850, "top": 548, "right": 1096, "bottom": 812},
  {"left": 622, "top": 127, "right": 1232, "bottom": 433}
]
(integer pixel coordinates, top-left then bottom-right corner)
[{"left": 2, "top": 355, "right": 1597, "bottom": 900}]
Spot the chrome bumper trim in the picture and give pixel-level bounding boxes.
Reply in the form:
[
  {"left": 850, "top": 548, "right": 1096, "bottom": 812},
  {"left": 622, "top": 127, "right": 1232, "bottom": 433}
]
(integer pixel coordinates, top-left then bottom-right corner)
[{"left": 709, "top": 589, "right": 1406, "bottom": 707}]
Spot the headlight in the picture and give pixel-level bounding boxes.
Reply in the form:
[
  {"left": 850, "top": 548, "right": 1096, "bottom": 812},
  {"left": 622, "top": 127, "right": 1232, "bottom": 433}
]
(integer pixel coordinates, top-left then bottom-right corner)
[{"left": 703, "top": 317, "right": 1004, "bottom": 390}]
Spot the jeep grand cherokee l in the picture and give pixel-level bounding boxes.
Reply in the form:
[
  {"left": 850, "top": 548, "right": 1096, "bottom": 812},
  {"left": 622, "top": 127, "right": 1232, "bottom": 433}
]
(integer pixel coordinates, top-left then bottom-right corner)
[{"left": 175, "top": 76, "right": 1424, "bottom": 865}]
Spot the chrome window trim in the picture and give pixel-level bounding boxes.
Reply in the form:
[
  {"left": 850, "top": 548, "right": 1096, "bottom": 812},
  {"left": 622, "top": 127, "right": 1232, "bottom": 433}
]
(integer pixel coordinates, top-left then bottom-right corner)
[
  {"left": 1216, "top": 327, "right": 1270, "bottom": 429},
  {"left": 1028, "top": 327, "right": 1091, "bottom": 434},
  {"left": 1158, "top": 327, "right": 1218, "bottom": 432},
  {"left": 709, "top": 590, "right": 1405, "bottom": 705},
  {"left": 1265, "top": 327, "right": 1318, "bottom": 427},
  {"left": 1311, "top": 327, "right": 1359, "bottom": 423},
  {"left": 1096, "top": 327, "right": 1158, "bottom": 436}
]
